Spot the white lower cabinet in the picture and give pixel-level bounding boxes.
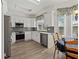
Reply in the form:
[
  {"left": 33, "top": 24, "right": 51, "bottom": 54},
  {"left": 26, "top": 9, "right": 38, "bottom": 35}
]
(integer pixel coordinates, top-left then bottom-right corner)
[
  {"left": 25, "top": 31, "right": 40, "bottom": 43},
  {"left": 32, "top": 31, "right": 40, "bottom": 43},
  {"left": 11, "top": 31, "right": 40, "bottom": 43},
  {"left": 25, "top": 31, "right": 32, "bottom": 41},
  {"left": 11, "top": 32, "right": 16, "bottom": 44}
]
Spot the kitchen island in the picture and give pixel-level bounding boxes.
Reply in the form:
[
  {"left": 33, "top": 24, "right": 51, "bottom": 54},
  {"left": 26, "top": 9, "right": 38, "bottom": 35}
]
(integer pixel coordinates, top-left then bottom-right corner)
[{"left": 39, "top": 32, "right": 54, "bottom": 48}]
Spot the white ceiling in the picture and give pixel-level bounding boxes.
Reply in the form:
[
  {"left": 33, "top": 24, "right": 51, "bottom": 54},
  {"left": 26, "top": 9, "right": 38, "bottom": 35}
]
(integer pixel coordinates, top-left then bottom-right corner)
[{"left": 6, "top": 0, "right": 78, "bottom": 16}]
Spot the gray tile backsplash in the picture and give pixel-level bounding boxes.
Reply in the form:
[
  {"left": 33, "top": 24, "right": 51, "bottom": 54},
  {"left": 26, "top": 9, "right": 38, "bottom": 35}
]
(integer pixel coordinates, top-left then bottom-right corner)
[
  {"left": 47, "top": 27, "right": 54, "bottom": 33},
  {"left": 11, "top": 27, "right": 37, "bottom": 32}
]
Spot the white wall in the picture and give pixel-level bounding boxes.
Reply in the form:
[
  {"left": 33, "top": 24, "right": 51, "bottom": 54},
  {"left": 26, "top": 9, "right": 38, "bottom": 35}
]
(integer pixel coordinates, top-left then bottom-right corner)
[{"left": 64, "top": 15, "right": 72, "bottom": 37}]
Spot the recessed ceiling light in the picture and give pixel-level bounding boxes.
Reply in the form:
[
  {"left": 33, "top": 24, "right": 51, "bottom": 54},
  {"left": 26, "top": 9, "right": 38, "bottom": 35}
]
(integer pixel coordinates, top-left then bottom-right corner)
[
  {"left": 34, "top": 0, "right": 40, "bottom": 3},
  {"left": 29, "top": 0, "right": 40, "bottom": 5},
  {"left": 36, "top": 0, "right": 40, "bottom": 2}
]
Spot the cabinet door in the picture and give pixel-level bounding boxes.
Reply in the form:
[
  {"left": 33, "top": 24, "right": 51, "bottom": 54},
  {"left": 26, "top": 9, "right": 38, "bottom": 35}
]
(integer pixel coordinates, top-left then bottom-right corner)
[
  {"left": 11, "top": 32, "right": 16, "bottom": 44},
  {"left": 44, "top": 12, "right": 53, "bottom": 26},
  {"left": 24, "top": 19, "right": 31, "bottom": 27},
  {"left": 25, "top": 32, "right": 31, "bottom": 41},
  {"left": 32, "top": 31, "right": 40, "bottom": 43}
]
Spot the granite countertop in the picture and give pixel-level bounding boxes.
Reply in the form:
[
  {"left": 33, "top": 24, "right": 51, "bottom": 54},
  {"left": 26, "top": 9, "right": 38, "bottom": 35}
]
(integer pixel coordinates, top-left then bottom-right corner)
[
  {"left": 39, "top": 31, "right": 53, "bottom": 34},
  {"left": 11, "top": 27, "right": 53, "bottom": 35},
  {"left": 11, "top": 27, "right": 37, "bottom": 32}
]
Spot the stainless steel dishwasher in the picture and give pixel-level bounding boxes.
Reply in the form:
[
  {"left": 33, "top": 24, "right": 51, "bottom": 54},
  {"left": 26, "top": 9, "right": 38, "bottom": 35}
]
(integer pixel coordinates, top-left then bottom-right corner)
[{"left": 40, "top": 33, "right": 48, "bottom": 48}]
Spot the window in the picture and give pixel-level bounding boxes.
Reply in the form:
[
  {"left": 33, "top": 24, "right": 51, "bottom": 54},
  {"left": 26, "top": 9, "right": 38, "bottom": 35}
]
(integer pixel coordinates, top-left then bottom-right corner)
[
  {"left": 58, "top": 15, "right": 64, "bottom": 35},
  {"left": 72, "top": 14, "right": 78, "bottom": 34}
]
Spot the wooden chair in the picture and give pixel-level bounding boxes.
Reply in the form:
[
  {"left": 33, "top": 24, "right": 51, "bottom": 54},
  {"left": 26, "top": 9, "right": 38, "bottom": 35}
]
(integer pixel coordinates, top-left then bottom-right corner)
[{"left": 53, "top": 33, "right": 61, "bottom": 59}]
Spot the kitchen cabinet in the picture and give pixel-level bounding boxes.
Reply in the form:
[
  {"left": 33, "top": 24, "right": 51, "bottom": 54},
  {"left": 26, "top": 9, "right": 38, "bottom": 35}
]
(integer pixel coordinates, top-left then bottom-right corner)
[
  {"left": 32, "top": 31, "right": 40, "bottom": 43},
  {"left": 40, "top": 32, "right": 54, "bottom": 48},
  {"left": 11, "top": 16, "right": 24, "bottom": 27},
  {"left": 24, "top": 19, "right": 31, "bottom": 27},
  {"left": 23, "top": 31, "right": 40, "bottom": 42},
  {"left": 36, "top": 20, "right": 44, "bottom": 31},
  {"left": 25, "top": 31, "right": 32, "bottom": 41},
  {"left": 11, "top": 16, "right": 36, "bottom": 27},
  {"left": 44, "top": 11, "right": 54, "bottom": 27},
  {"left": 31, "top": 18, "right": 36, "bottom": 27},
  {"left": 24, "top": 18, "right": 36, "bottom": 27},
  {"left": 11, "top": 32, "right": 16, "bottom": 44}
]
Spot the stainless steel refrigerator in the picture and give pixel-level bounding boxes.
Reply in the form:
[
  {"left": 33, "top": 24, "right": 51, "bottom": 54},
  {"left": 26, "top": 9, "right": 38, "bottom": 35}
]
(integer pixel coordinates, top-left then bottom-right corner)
[{"left": 4, "top": 15, "right": 11, "bottom": 58}]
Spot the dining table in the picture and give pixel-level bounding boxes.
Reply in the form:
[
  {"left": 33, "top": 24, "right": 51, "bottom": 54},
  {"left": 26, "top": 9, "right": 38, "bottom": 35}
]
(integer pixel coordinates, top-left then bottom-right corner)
[{"left": 57, "top": 35, "right": 78, "bottom": 59}]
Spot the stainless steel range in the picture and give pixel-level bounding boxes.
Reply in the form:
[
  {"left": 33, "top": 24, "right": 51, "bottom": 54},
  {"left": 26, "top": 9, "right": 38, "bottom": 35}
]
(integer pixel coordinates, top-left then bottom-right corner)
[
  {"left": 16, "top": 31, "right": 25, "bottom": 40},
  {"left": 15, "top": 23, "right": 25, "bottom": 41}
]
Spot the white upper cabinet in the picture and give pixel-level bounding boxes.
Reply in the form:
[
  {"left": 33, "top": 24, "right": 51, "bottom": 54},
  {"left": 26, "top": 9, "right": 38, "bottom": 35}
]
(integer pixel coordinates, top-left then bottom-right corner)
[
  {"left": 11, "top": 16, "right": 36, "bottom": 27},
  {"left": 2, "top": 0, "right": 8, "bottom": 15},
  {"left": 11, "top": 16, "right": 25, "bottom": 27},
  {"left": 30, "top": 18, "right": 36, "bottom": 27},
  {"left": 24, "top": 18, "right": 36, "bottom": 27},
  {"left": 36, "top": 15, "right": 45, "bottom": 31},
  {"left": 24, "top": 18, "right": 31, "bottom": 27},
  {"left": 33, "top": 19, "right": 37, "bottom": 27},
  {"left": 44, "top": 11, "right": 54, "bottom": 27}
]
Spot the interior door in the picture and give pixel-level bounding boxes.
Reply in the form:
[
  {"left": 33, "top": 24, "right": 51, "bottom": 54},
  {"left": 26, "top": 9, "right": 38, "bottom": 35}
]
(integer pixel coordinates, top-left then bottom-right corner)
[{"left": 4, "top": 15, "right": 11, "bottom": 57}]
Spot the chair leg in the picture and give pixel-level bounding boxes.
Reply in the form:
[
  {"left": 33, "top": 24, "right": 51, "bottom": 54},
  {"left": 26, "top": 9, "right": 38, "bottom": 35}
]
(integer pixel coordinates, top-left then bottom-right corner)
[
  {"left": 53, "top": 47, "right": 57, "bottom": 59},
  {"left": 57, "top": 49, "right": 59, "bottom": 58},
  {"left": 57, "top": 49, "right": 59, "bottom": 54}
]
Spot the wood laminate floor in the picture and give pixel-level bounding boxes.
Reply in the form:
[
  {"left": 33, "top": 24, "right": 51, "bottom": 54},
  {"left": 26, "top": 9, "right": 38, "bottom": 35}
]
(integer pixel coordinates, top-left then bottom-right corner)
[{"left": 8, "top": 40, "right": 65, "bottom": 59}]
